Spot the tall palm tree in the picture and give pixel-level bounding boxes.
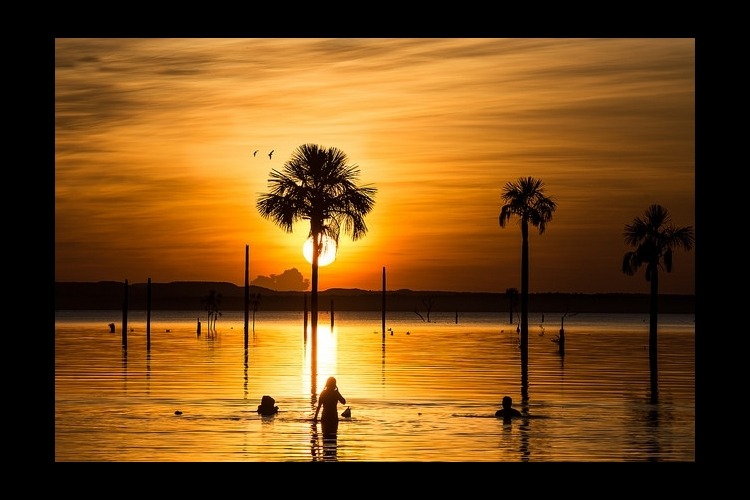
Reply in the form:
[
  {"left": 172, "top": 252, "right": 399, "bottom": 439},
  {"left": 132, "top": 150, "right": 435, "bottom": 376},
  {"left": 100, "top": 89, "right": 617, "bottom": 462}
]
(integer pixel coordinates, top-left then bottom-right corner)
[
  {"left": 499, "top": 177, "right": 557, "bottom": 368},
  {"left": 257, "top": 143, "right": 377, "bottom": 368},
  {"left": 622, "top": 204, "right": 694, "bottom": 403}
]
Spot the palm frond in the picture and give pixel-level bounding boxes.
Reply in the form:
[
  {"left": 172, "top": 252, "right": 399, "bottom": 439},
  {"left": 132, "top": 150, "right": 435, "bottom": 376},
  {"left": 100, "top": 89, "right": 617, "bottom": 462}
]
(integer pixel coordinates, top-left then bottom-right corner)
[
  {"left": 257, "top": 143, "right": 377, "bottom": 248},
  {"left": 622, "top": 204, "right": 694, "bottom": 281}
]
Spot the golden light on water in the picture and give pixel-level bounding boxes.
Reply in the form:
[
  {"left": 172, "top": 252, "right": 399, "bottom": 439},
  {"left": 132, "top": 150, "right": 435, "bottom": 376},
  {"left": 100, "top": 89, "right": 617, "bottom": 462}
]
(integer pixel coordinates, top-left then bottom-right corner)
[
  {"left": 56, "top": 311, "right": 695, "bottom": 461},
  {"left": 303, "top": 323, "right": 338, "bottom": 392}
]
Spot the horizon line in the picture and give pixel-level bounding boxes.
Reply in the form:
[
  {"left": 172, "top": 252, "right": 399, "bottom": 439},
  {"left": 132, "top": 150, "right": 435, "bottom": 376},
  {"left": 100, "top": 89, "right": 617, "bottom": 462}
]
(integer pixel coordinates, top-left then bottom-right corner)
[{"left": 54, "top": 280, "right": 696, "bottom": 296}]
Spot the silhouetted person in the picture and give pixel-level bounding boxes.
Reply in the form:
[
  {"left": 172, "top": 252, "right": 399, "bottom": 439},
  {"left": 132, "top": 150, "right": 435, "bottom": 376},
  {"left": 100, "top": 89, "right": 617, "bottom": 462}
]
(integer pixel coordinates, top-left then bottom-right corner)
[
  {"left": 495, "top": 396, "right": 522, "bottom": 419},
  {"left": 314, "top": 376, "right": 346, "bottom": 436},
  {"left": 257, "top": 395, "right": 279, "bottom": 416}
]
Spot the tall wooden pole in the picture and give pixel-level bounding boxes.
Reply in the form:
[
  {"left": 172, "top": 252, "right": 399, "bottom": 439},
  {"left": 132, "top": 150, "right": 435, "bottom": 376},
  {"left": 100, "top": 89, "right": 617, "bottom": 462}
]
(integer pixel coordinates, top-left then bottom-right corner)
[
  {"left": 244, "top": 244, "right": 250, "bottom": 347},
  {"left": 146, "top": 277, "right": 152, "bottom": 351},
  {"left": 330, "top": 299, "right": 334, "bottom": 329},
  {"left": 122, "top": 279, "right": 128, "bottom": 350},
  {"left": 382, "top": 266, "right": 386, "bottom": 340}
]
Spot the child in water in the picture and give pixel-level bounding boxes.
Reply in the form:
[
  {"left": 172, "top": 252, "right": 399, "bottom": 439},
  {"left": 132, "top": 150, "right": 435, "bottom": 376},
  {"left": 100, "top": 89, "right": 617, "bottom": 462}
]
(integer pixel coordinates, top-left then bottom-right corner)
[{"left": 495, "top": 395, "right": 522, "bottom": 419}]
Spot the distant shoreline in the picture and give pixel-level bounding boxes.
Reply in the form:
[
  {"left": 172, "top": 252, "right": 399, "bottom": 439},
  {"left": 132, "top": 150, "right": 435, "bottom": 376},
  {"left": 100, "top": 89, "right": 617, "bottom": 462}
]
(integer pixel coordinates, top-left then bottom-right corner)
[{"left": 55, "top": 281, "right": 695, "bottom": 314}]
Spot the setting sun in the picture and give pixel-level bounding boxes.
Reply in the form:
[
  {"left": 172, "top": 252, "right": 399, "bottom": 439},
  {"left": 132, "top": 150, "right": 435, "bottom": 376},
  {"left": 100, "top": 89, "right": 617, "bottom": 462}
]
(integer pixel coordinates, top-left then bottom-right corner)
[
  {"left": 54, "top": 38, "right": 695, "bottom": 294},
  {"left": 303, "top": 234, "right": 337, "bottom": 266}
]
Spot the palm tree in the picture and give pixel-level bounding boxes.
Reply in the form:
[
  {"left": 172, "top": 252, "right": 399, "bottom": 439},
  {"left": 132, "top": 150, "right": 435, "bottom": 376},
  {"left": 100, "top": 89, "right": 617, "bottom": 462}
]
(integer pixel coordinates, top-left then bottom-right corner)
[
  {"left": 257, "top": 143, "right": 377, "bottom": 367},
  {"left": 622, "top": 204, "right": 694, "bottom": 403},
  {"left": 499, "top": 177, "right": 557, "bottom": 368},
  {"left": 201, "top": 289, "right": 222, "bottom": 333}
]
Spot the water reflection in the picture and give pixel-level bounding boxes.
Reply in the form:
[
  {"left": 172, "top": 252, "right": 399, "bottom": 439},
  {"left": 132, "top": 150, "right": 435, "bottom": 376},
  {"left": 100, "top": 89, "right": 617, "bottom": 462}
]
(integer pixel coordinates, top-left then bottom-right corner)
[
  {"left": 243, "top": 347, "right": 249, "bottom": 399},
  {"left": 519, "top": 418, "right": 530, "bottom": 462},
  {"left": 304, "top": 324, "right": 337, "bottom": 394},
  {"left": 632, "top": 395, "right": 664, "bottom": 462},
  {"left": 310, "top": 420, "right": 339, "bottom": 462},
  {"left": 321, "top": 432, "right": 338, "bottom": 461},
  {"left": 121, "top": 347, "right": 127, "bottom": 393},
  {"left": 310, "top": 420, "right": 319, "bottom": 461},
  {"left": 382, "top": 338, "right": 386, "bottom": 387},
  {"left": 521, "top": 357, "right": 529, "bottom": 407},
  {"left": 55, "top": 310, "right": 695, "bottom": 462},
  {"left": 146, "top": 350, "right": 151, "bottom": 396}
]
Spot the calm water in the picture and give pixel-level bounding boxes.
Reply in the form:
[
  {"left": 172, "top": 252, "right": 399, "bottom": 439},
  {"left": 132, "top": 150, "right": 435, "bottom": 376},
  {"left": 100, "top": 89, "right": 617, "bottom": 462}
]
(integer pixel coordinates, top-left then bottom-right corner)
[{"left": 55, "top": 310, "right": 695, "bottom": 462}]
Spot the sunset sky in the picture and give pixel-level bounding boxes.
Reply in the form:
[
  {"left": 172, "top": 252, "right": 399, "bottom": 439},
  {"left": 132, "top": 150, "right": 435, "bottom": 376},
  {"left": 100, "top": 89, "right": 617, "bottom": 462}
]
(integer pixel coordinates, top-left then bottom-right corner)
[{"left": 55, "top": 38, "right": 695, "bottom": 294}]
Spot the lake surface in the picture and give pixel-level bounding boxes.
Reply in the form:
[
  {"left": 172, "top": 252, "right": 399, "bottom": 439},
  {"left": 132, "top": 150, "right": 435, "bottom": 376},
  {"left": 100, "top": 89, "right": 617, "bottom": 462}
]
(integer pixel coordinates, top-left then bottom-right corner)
[{"left": 54, "top": 310, "right": 695, "bottom": 462}]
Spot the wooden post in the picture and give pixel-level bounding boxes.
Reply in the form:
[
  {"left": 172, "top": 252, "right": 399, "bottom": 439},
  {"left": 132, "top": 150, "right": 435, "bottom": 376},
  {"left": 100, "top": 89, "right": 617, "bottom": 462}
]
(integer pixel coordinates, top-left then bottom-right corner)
[
  {"left": 330, "top": 299, "right": 334, "bottom": 329},
  {"left": 122, "top": 279, "right": 128, "bottom": 350},
  {"left": 197, "top": 318, "right": 201, "bottom": 336},
  {"left": 382, "top": 266, "right": 386, "bottom": 339},
  {"left": 244, "top": 244, "right": 250, "bottom": 346},
  {"left": 146, "top": 278, "right": 152, "bottom": 351}
]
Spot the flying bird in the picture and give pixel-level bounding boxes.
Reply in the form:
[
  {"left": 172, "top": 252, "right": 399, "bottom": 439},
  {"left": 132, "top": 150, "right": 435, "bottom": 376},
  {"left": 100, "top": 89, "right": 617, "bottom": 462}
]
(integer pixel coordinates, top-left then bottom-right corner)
[
  {"left": 268, "top": 150, "right": 274, "bottom": 159},
  {"left": 253, "top": 150, "right": 259, "bottom": 157}
]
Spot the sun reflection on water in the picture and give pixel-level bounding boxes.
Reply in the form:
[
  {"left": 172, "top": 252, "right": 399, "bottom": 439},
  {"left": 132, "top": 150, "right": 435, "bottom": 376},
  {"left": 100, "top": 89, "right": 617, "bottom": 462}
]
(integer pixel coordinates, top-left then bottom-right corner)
[{"left": 302, "top": 322, "right": 338, "bottom": 395}]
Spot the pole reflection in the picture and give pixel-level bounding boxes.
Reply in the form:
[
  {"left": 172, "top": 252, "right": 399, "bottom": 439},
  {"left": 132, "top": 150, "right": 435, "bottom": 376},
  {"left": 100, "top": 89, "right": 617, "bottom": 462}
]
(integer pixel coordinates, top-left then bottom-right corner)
[
  {"left": 146, "top": 350, "right": 150, "bottom": 396},
  {"left": 382, "top": 338, "right": 386, "bottom": 387},
  {"left": 243, "top": 347, "right": 249, "bottom": 400}
]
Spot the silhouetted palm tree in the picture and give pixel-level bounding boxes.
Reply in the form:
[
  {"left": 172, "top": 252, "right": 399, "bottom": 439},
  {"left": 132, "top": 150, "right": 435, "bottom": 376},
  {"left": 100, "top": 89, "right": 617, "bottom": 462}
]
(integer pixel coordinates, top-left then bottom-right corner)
[
  {"left": 201, "top": 289, "right": 222, "bottom": 333},
  {"left": 499, "top": 177, "right": 557, "bottom": 368},
  {"left": 257, "top": 143, "right": 377, "bottom": 366},
  {"left": 622, "top": 204, "right": 694, "bottom": 403}
]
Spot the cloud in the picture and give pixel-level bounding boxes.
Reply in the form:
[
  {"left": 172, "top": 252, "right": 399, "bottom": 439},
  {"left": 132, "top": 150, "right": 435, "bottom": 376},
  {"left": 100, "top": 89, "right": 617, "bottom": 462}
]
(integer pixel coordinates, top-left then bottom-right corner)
[{"left": 251, "top": 268, "right": 310, "bottom": 291}]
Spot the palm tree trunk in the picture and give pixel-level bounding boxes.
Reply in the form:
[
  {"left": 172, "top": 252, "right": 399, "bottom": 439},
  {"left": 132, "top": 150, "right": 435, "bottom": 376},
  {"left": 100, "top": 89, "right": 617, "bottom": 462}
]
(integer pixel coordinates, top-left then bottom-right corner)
[
  {"left": 649, "top": 267, "right": 659, "bottom": 403},
  {"left": 520, "top": 220, "right": 530, "bottom": 368},
  {"left": 311, "top": 232, "right": 320, "bottom": 380}
]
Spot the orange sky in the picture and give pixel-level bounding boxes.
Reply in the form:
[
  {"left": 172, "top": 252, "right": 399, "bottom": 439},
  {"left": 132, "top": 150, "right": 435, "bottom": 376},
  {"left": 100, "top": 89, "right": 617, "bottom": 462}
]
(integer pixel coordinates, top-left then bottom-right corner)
[{"left": 55, "top": 38, "right": 695, "bottom": 294}]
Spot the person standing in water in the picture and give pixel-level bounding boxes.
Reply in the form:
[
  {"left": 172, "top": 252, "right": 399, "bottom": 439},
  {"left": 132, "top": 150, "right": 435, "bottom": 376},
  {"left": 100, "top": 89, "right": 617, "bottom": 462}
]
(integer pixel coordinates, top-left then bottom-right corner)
[
  {"left": 495, "top": 395, "right": 522, "bottom": 419},
  {"left": 314, "top": 376, "right": 347, "bottom": 436}
]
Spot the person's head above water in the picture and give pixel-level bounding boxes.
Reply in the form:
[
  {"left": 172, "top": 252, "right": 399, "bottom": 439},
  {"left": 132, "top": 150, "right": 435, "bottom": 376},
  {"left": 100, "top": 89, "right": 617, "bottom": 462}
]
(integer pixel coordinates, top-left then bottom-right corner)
[
  {"left": 502, "top": 396, "right": 513, "bottom": 409},
  {"left": 325, "top": 376, "right": 337, "bottom": 389}
]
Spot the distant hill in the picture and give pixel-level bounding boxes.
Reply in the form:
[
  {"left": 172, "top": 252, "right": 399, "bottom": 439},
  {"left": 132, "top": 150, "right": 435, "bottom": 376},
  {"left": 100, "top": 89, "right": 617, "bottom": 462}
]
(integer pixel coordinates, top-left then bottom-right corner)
[{"left": 55, "top": 281, "right": 695, "bottom": 314}]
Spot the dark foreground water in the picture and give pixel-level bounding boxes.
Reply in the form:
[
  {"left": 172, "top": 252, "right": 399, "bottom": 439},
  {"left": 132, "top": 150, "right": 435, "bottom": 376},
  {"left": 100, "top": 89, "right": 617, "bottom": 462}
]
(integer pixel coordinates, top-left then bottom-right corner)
[{"left": 55, "top": 310, "right": 695, "bottom": 462}]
